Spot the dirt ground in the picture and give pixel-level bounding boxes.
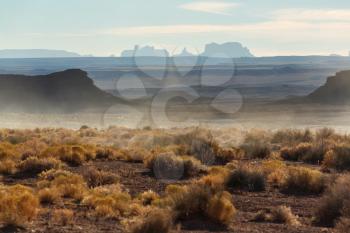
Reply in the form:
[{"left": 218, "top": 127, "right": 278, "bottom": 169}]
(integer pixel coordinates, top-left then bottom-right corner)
[{"left": 0, "top": 159, "right": 335, "bottom": 233}]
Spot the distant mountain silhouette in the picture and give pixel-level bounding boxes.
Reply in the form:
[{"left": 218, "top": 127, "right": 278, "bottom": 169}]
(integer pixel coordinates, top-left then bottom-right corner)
[
  {"left": 202, "top": 42, "right": 254, "bottom": 58},
  {"left": 0, "top": 69, "right": 118, "bottom": 113},
  {"left": 306, "top": 70, "right": 350, "bottom": 105},
  {"left": 174, "top": 48, "right": 195, "bottom": 57},
  {"left": 0, "top": 49, "right": 81, "bottom": 58},
  {"left": 120, "top": 42, "right": 253, "bottom": 58},
  {"left": 121, "top": 45, "right": 169, "bottom": 57}
]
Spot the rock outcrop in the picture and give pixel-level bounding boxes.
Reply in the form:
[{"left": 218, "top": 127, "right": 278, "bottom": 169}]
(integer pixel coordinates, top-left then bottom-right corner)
[
  {"left": 0, "top": 69, "right": 118, "bottom": 113},
  {"left": 201, "top": 42, "right": 254, "bottom": 58},
  {"left": 307, "top": 70, "right": 350, "bottom": 105}
]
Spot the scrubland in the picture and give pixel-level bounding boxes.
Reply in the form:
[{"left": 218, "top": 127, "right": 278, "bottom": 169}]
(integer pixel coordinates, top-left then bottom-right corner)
[{"left": 0, "top": 126, "right": 350, "bottom": 232}]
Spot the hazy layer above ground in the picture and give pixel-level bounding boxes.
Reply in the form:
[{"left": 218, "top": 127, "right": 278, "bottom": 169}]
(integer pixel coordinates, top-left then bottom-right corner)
[{"left": 0, "top": 57, "right": 350, "bottom": 129}]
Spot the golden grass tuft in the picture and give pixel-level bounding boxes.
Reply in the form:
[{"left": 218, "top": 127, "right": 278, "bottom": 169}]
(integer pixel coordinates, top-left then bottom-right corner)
[
  {"left": 253, "top": 206, "right": 300, "bottom": 226},
  {"left": 51, "top": 209, "right": 74, "bottom": 226},
  {"left": 207, "top": 191, "right": 236, "bottom": 225},
  {"left": 38, "top": 188, "right": 60, "bottom": 204},
  {"left": 82, "top": 185, "right": 132, "bottom": 219},
  {"left": 128, "top": 208, "right": 173, "bottom": 233},
  {"left": 17, "top": 157, "right": 62, "bottom": 176},
  {"left": 314, "top": 174, "right": 350, "bottom": 227},
  {"left": 226, "top": 166, "right": 266, "bottom": 192},
  {"left": 82, "top": 167, "right": 119, "bottom": 188},
  {"left": 0, "top": 185, "right": 39, "bottom": 227},
  {"left": 0, "top": 159, "right": 16, "bottom": 175},
  {"left": 280, "top": 167, "right": 325, "bottom": 195}
]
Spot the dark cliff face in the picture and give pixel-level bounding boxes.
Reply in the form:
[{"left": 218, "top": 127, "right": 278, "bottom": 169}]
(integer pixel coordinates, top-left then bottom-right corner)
[
  {"left": 0, "top": 69, "right": 118, "bottom": 113},
  {"left": 307, "top": 71, "right": 350, "bottom": 105}
]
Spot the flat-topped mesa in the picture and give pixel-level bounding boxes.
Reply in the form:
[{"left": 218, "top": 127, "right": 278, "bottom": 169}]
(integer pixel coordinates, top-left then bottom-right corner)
[
  {"left": 307, "top": 70, "right": 350, "bottom": 105},
  {"left": 0, "top": 69, "right": 118, "bottom": 113}
]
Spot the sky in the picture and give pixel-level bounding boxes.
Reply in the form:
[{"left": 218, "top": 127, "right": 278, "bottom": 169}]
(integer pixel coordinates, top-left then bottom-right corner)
[{"left": 1, "top": 0, "right": 350, "bottom": 57}]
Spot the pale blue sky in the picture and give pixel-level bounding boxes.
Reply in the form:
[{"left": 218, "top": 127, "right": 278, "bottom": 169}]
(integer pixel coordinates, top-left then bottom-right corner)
[{"left": 1, "top": 0, "right": 350, "bottom": 56}]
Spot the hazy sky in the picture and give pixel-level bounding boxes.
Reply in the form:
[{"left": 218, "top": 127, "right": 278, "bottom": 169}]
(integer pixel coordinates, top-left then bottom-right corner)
[{"left": 2, "top": 0, "right": 350, "bottom": 56}]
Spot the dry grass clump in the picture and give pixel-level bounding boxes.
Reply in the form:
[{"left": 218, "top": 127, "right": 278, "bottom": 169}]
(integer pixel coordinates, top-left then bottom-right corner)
[
  {"left": 0, "top": 185, "right": 39, "bottom": 227},
  {"left": 0, "top": 159, "right": 16, "bottom": 175},
  {"left": 42, "top": 145, "right": 95, "bottom": 166},
  {"left": 280, "top": 167, "right": 326, "bottom": 195},
  {"left": 82, "top": 184, "right": 132, "bottom": 219},
  {"left": 323, "top": 144, "right": 350, "bottom": 171},
  {"left": 239, "top": 130, "right": 271, "bottom": 159},
  {"left": 51, "top": 209, "right": 74, "bottom": 226},
  {"left": 280, "top": 142, "right": 326, "bottom": 164},
  {"left": 335, "top": 217, "right": 350, "bottom": 232},
  {"left": 272, "top": 129, "right": 313, "bottom": 146},
  {"left": 138, "top": 190, "right": 160, "bottom": 206},
  {"left": 38, "top": 170, "right": 87, "bottom": 201},
  {"left": 126, "top": 147, "right": 151, "bottom": 163},
  {"left": 198, "top": 166, "right": 230, "bottom": 191},
  {"left": 226, "top": 166, "right": 266, "bottom": 192},
  {"left": 38, "top": 188, "right": 60, "bottom": 204},
  {"left": 206, "top": 191, "right": 236, "bottom": 225},
  {"left": 157, "top": 183, "right": 236, "bottom": 226},
  {"left": 145, "top": 152, "right": 184, "bottom": 180},
  {"left": 0, "top": 142, "right": 19, "bottom": 160},
  {"left": 253, "top": 206, "right": 300, "bottom": 226},
  {"left": 314, "top": 174, "right": 350, "bottom": 227},
  {"left": 95, "top": 147, "right": 127, "bottom": 160},
  {"left": 17, "top": 157, "right": 62, "bottom": 176},
  {"left": 128, "top": 208, "right": 173, "bottom": 233},
  {"left": 145, "top": 152, "right": 206, "bottom": 180},
  {"left": 261, "top": 160, "right": 288, "bottom": 187},
  {"left": 82, "top": 167, "right": 119, "bottom": 188}
]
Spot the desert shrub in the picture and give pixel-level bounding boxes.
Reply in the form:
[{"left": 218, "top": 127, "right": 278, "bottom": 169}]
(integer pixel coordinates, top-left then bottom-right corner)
[
  {"left": 189, "top": 136, "right": 219, "bottom": 165},
  {"left": 17, "top": 157, "right": 62, "bottom": 176},
  {"left": 96, "top": 147, "right": 126, "bottom": 160},
  {"left": 145, "top": 152, "right": 185, "bottom": 180},
  {"left": 239, "top": 130, "right": 271, "bottom": 159},
  {"left": 38, "top": 188, "right": 60, "bottom": 204},
  {"left": 138, "top": 190, "right": 160, "bottom": 206},
  {"left": 253, "top": 206, "right": 300, "bottom": 226},
  {"left": 0, "top": 142, "right": 19, "bottom": 160},
  {"left": 196, "top": 166, "right": 231, "bottom": 192},
  {"left": 272, "top": 129, "right": 313, "bottom": 146},
  {"left": 126, "top": 148, "right": 151, "bottom": 163},
  {"left": 38, "top": 169, "right": 73, "bottom": 181},
  {"left": 0, "top": 185, "right": 39, "bottom": 227},
  {"left": 206, "top": 191, "right": 236, "bottom": 225},
  {"left": 181, "top": 156, "right": 207, "bottom": 178},
  {"left": 335, "top": 217, "right": 350, "bottom": 233},
  {"left": 58, "top": 146, "right": 92, "bottom": 166},
  {"left": 261, "top": 160, "right": 288, "bottom": 187},
  {"left": 261, "top": 160, "right": 286, "bottom": 175},
  {"left": 226, "top": 166, "right": 266, "bottom": 192},
  {"left": 0, "top": 159, "right": 16, "bottom": 175},
  {"left": 157, "top": 183, "right": 236, "bottom": 226},
  {"left": 216, "top": 148, "right": 245, "bottom": 164},
  {"left": 314, "top": 175, "right": 350, "bottom": 226},
  {"left": 280, "top": 167, "right": 326, "bottom": 195},
  {"left": 129, "top": 208, "right": 173, "bottom": 233},
  {"left": 82, "top": 185, "right": 132, "bottom": 219},
  {"left": 39, "top": 170, "right": 87, "bottom": 201},
  {"left": 42, "top": 145, "right": 95, "bottom": 166},
  {"left": 323, "top": 145, "right": 350, "bottom": 171},
  {"left": 51, "top": 209, "right": 74, "bottom": 226},
  {"left": 83, "top": 167, "right": 119, "bottom": 188},
  {"left": 280, "top": 143, "right": 326, "bottom": 164}
]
